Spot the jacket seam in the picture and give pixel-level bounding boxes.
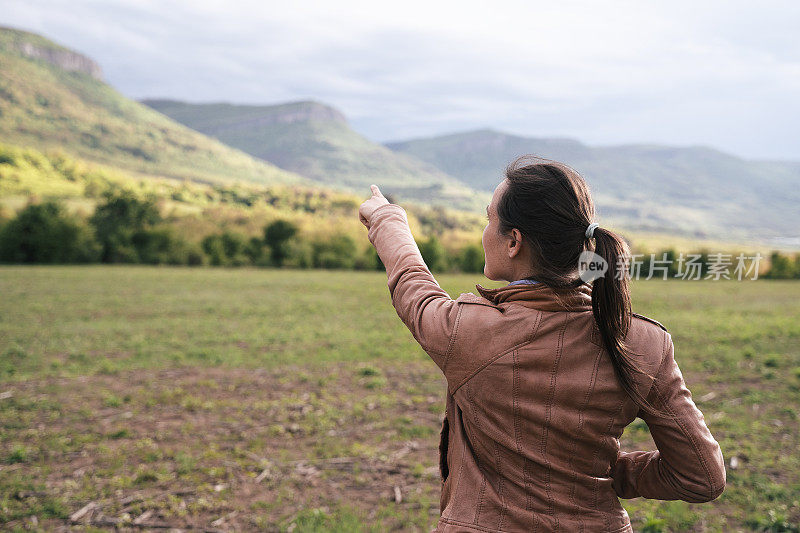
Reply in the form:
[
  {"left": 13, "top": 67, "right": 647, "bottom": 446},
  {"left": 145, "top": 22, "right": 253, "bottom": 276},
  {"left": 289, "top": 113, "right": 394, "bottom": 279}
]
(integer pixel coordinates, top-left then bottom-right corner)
[
  {"left": 441, "top": 296, "right": 500, "bottom": 362},
  {"left": 466, "top": 383, "right": 488, "bottom": 526},
  {"left": 457, "top": 296, "right": 502, "bottom": 309},
  {"left": 608, "top": 523, "right": 633, "bottom": 533},
  {"left": 409, "top": 298, "right": 457, "bottom": 359},
  {"left": 632, "top": 312, "right": 667, "bottom": 332},
  {"left": 511, "top": 349, "right": 522, "bottom": 455},
  {"left": 441, "top": 399, "right": 466, "bottom": 522},
  {"left": 539, "top": 312, "right": 568, "bottom": 530},
  {"left": 439, "top": 516, "right": 631, "bottom": 533},
  {"left": 443, "top": 303, "right": 466, "bottom": 366},
  {"left": 450, "top": 310, "right": 543, "bottom": 396},
  {"left": 590, "top": 396, "right": 627, "bottom": 515},
  {"left": 426, "top": 346, "right": 448, "bottom": 358},
  {"left": 566, "top": 341, "right": 603, "bottom": 533},
  {"left": 494, "top": 440, "right": 507, "bottom": 530},
  {"left": 439, "top": 517, "right": 504, "bottom": 533},
  {"left": 636, "top": 331, "right": 671, "bottom": 414}
]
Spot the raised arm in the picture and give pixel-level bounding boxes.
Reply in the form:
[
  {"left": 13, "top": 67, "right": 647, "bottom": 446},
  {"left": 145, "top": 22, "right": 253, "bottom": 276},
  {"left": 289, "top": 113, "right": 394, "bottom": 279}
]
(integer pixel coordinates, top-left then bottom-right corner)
[
  {"left": 611, "top": 332, "right": 726, "bottom": 503},
  {"left": 360, "top": 187, "right": 460, "bottom": 370}
]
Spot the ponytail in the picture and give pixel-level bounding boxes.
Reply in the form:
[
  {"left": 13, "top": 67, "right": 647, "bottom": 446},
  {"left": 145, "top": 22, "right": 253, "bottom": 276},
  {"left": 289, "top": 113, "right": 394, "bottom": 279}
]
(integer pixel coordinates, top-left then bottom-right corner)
[{"left": 591, "top": 227, "right": 671, "bottom": 419}]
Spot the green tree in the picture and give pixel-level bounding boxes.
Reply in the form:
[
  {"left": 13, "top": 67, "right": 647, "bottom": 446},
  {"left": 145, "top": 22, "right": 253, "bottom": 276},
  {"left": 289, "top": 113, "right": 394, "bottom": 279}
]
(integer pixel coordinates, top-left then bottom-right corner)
[
  {"left": 458, "top": 244, "right": 485, "bottom": 273},
  {"left": 696, "top": 250, "right": 711, "bottom": 278},
  {"left": 90, "top": 191, "right": 161, "bottom": 263},
  {"left": 0, "top": 201, "right": 99, "bottom": 263},
  {"left": 662, "top": 249, "right": 679, "bottom": 277},
  {"left": 354, "top": 245, "right": 383, "bottom": 271},
  {"left": 221, "top": 231, "right": 249, "bottom": 266},
  {"left": 132, "top": 227, "right": 198, "bottom": 265},
  {"left": 311, "top": 234, "right": 356, "bottom": 269},
  {"left": 200, "top": 231, "right": 250, "bottom": 266},
  {"left": 245, "top": 236, "right": 267, "bottom": 265},
  {"left": 202, "top": 234, "right": 227, "bottom": 266},
  {"left": 284, "top": 239, "right": 313, "bottom": 269},
  {"left": 264, "top": 219, "right": 298, "bottom": 267},
  {"left": 765, "top": 251, "right": 796, "bottom": 279},
  {"left": 417, "top": 235, "right": 445, "bottom": 272}
]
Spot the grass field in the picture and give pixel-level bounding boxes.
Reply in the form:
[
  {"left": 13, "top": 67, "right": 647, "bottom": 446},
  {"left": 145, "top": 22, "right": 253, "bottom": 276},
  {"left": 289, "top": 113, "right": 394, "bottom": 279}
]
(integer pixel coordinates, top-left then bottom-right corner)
[{"left": 1, "top": 266, "right": 799, "bottom": 531}]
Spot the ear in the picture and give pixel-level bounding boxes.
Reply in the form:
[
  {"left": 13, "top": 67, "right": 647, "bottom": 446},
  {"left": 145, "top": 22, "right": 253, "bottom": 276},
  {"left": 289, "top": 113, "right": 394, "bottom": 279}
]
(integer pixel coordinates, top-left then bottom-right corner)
[{"left": 507, "top": 228, "right": 524, "bottom": 258}]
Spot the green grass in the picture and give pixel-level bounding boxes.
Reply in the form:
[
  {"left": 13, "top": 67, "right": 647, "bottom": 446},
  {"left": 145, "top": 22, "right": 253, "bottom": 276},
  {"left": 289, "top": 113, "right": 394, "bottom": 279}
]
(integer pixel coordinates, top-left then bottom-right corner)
[
  {"left": 0, "top": 267, "right": 797, "bottom": 381},
  {"left": 0, "top": 266, "right": 441, "bottom": 380},
  {"left": 0, "top": 266, "right": 798, "bottom": 530}
]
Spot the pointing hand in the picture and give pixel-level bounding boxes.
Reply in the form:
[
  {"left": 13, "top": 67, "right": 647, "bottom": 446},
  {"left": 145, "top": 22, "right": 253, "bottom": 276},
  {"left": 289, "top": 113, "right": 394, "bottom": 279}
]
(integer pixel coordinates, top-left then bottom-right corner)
[{"left": 358, "top": 184, "right": 390, "bottom": 228}]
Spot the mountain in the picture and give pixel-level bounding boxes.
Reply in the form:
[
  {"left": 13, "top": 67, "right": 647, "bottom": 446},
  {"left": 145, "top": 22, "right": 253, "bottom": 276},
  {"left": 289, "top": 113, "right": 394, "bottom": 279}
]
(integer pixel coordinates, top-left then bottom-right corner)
[
  {"left": 387, "top": 129, "right": 800, "bottom": 240},
  {"left": 141, "top": 99, "right": 488, "bottom": 211},
  {"left": 0, "top": 27, "right": 305, "bottom": 187}
]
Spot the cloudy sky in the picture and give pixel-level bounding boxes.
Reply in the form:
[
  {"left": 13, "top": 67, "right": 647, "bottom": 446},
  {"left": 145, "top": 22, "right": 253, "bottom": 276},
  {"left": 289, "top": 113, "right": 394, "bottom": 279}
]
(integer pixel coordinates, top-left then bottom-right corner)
[{"left": 4, "top": 0, "right": 799, "bottom": 160}]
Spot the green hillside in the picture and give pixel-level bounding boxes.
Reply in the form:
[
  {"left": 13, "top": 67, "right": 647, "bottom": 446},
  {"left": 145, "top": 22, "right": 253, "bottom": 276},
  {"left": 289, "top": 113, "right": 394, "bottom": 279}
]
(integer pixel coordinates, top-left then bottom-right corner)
[
  {"left": 0, "top": 142, "right": 487, "bottom": 250},
  {"left": 387, "top": 129, "right": 800, "bottom": 241},
  {"left": 0, "top": 27, "right": 306, "bottom": 187},
  {"left": 142, "top": 99, "right": 488, "bottom": 211}
]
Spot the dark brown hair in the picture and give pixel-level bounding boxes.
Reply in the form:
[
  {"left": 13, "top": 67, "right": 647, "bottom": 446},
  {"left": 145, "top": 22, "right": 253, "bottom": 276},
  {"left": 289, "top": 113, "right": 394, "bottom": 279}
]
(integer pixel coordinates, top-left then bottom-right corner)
[{"left": 495, "top": 155, "right": 668, "bottom": 418}]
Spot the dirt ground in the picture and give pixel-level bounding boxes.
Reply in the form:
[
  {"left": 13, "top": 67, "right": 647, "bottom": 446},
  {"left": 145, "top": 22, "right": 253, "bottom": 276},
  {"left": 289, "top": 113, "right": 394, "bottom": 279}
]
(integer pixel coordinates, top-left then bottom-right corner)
[{"left": 1, "top": 362, "right": 448, "bottom": 531}]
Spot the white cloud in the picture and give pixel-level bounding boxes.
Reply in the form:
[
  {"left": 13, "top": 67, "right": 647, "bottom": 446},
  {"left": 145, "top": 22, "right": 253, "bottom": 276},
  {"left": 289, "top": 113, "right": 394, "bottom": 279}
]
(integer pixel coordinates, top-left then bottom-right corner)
[{"left": 3, "top": 0, "right": 799, "bottom": 159}]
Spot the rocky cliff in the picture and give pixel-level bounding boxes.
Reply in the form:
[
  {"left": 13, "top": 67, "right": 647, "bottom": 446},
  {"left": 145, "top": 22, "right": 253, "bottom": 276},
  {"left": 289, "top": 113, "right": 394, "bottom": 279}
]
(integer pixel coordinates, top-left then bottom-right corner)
[{"left": 1, "top": 26, "right": 103, "bottom": 80}]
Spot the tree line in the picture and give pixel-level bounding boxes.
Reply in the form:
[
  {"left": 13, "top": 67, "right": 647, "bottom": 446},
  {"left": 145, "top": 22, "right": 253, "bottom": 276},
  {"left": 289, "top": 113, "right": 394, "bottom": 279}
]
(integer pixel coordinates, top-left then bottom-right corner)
[
  {"left": 0, "top": 193, "right": 486, "bottom": 272},
  {"left": 0, "top": 193, "right": 797, "bottom": 279}
]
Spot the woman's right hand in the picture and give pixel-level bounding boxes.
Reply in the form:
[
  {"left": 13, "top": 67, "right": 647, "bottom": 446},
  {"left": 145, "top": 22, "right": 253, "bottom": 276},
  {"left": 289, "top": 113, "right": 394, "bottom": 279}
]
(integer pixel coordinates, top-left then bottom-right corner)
[{"left": 358, "top": 184, "right": 390, "bottom": 229}]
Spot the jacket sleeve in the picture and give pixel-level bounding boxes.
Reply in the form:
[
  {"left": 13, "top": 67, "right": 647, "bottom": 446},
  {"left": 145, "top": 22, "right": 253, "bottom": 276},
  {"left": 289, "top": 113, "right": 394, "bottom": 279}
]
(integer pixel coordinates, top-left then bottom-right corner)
[
  {"left": 366, "top": 203, "right": 461, "bottom": 372},
  {"left": 611, "top": 332, "right": 726, "bottom": 503}
]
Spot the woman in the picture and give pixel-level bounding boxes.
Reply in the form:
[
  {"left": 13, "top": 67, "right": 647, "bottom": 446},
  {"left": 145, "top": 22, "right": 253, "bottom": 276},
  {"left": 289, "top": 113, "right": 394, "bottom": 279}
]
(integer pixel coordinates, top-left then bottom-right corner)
[{"left": 358, "top": 157, "right": 725, "bottom": 532}]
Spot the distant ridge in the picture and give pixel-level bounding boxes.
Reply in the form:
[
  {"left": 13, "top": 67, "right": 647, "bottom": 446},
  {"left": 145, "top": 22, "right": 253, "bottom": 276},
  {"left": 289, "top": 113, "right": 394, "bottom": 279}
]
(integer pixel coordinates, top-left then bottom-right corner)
[
  {"left": 142, "top": 99, "right": 349, "bottom": 129},
  {"left": 387, "top": 129, "right": 800, "bottom": 240},
  {"left": 143, "top": 99, "right": 488, "bottom": 211}
]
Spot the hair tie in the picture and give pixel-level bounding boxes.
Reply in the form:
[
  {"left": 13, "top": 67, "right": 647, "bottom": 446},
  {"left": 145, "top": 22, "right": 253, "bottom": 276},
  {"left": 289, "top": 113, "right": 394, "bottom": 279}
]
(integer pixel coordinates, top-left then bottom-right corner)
[{"left": 585, "top": 222, "right": 599, "bottom": 239}]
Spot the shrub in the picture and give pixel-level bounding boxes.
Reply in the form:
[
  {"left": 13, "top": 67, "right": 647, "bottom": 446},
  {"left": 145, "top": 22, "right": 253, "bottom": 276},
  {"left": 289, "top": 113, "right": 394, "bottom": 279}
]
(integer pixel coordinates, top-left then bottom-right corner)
[
  {"left": 417, "top": 235, "right": 445, "bottom": 272},
  {"left": 133, "top": 227, "right": 202, "bottom": 265},
  {"left": 354, "top": 245, "right": 383, "bottom": 271},
  {"left": 220, "top": 231, "right": 249, "bottom": 266},
  {"left": 201, "top": 231, "right": 250, "bottom": 266},
  {"left": 311, "top": 233, "right": 356, "bottom": 269},
  {"left": 202, "top": 234, "right": 227, "bottom": 266},
  {"left": 458, "top": 244, "right": 484, "bottom": 273},
  {"left": 0, "top": 200, "right": 100, "bottom": 263},
  {"left": 90, "top": 190, "right": 161, "bottom": 263},
  {"left": 245, "top": 236, "right": 267, "bottom": 265},
  {"left": 765, "top": 251, "right": 797, "bottom": 279},
  {"left": 264, "top": 219, "right": 298, "bottom": 267},
  {"left": 283, "top": 239, "right": 313, "bottom": 269}
]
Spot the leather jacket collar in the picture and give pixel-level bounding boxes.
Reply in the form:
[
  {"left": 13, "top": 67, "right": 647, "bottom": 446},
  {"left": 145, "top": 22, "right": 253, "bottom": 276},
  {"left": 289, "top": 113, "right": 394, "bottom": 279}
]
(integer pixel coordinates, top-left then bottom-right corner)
[{"left": 475, "top": 281, "right": 593, "bottom": 312}]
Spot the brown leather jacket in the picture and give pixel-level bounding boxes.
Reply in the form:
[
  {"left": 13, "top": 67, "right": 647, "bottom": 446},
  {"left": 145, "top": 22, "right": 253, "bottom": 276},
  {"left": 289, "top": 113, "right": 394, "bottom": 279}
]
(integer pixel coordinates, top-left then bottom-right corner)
[{"left": 366, "top": 204, "right": 726, "bottom": 532}]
